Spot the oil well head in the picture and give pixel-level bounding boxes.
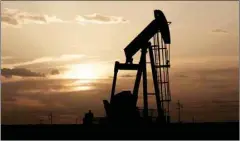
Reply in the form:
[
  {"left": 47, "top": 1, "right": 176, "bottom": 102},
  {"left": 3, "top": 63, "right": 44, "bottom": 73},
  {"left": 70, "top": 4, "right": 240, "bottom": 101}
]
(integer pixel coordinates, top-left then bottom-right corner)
[{"left": 103, "top": 91, "right": 140, "bottom": 126}]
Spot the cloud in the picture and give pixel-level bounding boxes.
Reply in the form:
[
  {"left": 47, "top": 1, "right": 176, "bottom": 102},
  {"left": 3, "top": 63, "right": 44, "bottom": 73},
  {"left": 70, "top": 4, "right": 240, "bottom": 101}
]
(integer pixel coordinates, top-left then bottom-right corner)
[
  {"left": 1, "top": 8, "right": 66, "bottom": 27},
  {"left": 1, "top": 56, "right": 14, "bottom": 63},
  {"left": 212, "top": 29, "right": 228, "bottom": 33},
  {"left": 75, "top": 13, "right": 129, "bottom": 24},
  {"left": 2, "top": 56, "right": 13, "bottom": 60},
  {"left": 211, "top": 100, "right": 239, "bottom": 104},
  {"left": 2, "top": 78, "right": 111, "bottom": 118},
  {"left": 14, "top": 97, "right": 46, "bottom": 108},
  {"left": 2, "top": 8, "right": 129, "bottom": 28},
  {"left": 177, "top": 74, "right": 188, "bottom": 78},
  {"left": 50, "top": 69, "right": 60, "bottom": 75},
  {"left": 3, "top": 54, "right": 85, "bottom": 68},
  {"left": 1, "top": 68, "right": 45, "bottom": 78},
  {"left": 120, "top": 74, "right": 135, "bottom": 78},
  {"left": 1, "top": 66, "right": 239, "bottom": 124}
]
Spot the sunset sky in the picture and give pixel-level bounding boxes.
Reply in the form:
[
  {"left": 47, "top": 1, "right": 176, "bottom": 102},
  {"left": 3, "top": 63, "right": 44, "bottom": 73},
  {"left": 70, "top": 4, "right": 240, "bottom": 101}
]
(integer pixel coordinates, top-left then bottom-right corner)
[{"left": 1, "top": 1, "right": 239, "bottom": 124}]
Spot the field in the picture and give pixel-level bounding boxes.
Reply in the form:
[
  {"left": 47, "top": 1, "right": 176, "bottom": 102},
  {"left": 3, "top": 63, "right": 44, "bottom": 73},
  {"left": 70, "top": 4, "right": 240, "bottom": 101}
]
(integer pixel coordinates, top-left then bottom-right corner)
[{"left": 2, "top": 122, "right": 239, "bottom": 140}]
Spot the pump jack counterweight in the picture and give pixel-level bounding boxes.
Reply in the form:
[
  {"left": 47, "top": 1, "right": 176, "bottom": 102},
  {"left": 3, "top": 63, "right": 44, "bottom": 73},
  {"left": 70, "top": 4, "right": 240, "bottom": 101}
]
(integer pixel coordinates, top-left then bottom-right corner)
[{"left": 103, "top": 10, "right": 172, "bottom": 125}]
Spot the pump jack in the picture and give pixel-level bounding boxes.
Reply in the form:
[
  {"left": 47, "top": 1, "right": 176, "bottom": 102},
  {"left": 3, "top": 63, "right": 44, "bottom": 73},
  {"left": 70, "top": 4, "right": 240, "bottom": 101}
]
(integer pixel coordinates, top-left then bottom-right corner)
[{"left": 103, "top": 10, "right": 171, "bottom": 125}]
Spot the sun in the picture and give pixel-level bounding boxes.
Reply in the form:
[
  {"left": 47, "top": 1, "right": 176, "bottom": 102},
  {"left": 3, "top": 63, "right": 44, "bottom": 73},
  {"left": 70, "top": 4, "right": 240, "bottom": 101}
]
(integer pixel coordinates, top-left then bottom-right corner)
[{"left": 63, "top": 64, "right": 99, "bottom": 79}]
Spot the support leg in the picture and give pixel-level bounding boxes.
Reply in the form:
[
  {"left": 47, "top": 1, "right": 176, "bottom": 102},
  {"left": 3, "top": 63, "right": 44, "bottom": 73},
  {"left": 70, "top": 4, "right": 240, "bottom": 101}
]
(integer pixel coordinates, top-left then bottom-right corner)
[
  {"left": 148, "top": 44, "right": 164, "bottom": 119},
  {"left": 110, "top": 61, "right": 119, "bottom": 103},
  {"left": 133, "top": 68, "right": 142, "bottom": 106},
  {"left": 142, "top": 48, "right": 148, "bottom": 119}
]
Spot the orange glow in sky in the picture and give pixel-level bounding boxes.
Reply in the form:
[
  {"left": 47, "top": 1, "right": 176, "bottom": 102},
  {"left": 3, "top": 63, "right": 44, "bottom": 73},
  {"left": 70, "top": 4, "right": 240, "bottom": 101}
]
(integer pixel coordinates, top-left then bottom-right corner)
[{"left": 62, "top": 64, "right": 100, "bottom": 79}]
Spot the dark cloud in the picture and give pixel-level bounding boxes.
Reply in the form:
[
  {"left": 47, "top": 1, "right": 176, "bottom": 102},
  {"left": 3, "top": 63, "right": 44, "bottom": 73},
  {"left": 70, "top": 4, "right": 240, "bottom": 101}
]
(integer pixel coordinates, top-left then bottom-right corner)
[
  {"left": 1, "top": 78, "right": 111, "bottom": 124},
  {"left": 212, "top": 29, "right": 228, "bottom": 33},
  {"left": 177, "top": 74, "right": 188, "bottom": 78},
  {"left": 50, "top": 69, "right": 60, "bottom": 75},
  {"left": 2, "top": 54, "right": 86, "bottom": 69},
  {"left": 2, "top": 15, "right": 19, "bottom": 25},
  {"left": 198, "top": 67, "right": 238, "bottom": 74},
  {"left": 1, "top": 68, "right": 45, "bottom": 78},
  {"left": 108, "top": 73, "right": 135, "bottom": 79},
  {"left": 211, "top": 100, "right": 239, "bottom": 104},
  {"left": 120, "top": 74, "right": 135, "bottom": 78},
  {"left": 1, "top": 67, "right": 238, "bottom": 124}
]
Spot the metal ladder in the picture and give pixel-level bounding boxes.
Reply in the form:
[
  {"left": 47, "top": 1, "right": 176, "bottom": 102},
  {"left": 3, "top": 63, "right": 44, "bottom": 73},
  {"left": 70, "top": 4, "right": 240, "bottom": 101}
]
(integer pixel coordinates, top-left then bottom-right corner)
[{"left": 146, "top": 31, "right": 171, "bottom": 119}]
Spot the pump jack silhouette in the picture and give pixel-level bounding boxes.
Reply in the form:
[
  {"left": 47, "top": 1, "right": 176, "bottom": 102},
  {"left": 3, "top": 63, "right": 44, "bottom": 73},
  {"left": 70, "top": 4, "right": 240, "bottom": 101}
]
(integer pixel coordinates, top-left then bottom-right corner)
[
  {"left": 2, "top": 9, "right": 239, "bottom": 141},
  {"left": 102, "top": 9, "right": 172, "bottom": 126}
]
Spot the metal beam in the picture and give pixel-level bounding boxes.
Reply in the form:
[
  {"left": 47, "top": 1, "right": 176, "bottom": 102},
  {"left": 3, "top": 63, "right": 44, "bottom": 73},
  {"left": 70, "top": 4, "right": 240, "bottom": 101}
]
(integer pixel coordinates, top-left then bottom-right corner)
[
  {"left": 115, "top": 62, "right": 140, "bottom": 70},
  {"left": 124, "top": 10, "right": 171, "bottom": 63}
]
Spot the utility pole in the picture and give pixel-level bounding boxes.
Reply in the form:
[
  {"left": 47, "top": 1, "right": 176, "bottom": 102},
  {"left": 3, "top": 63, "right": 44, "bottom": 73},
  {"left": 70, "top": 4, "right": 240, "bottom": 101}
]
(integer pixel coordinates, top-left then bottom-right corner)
[
  {"left": 48, "top": 112, "right": 53, "bottom": 125},
  {"left": 176, "top": 100, "right": 183, "bottom": 123},
  {"left": 39, "top": 119, "right": 44, "bottom": 124},
  {"left": 76, "top": 117, "right": 79, "bottom": 124}
]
